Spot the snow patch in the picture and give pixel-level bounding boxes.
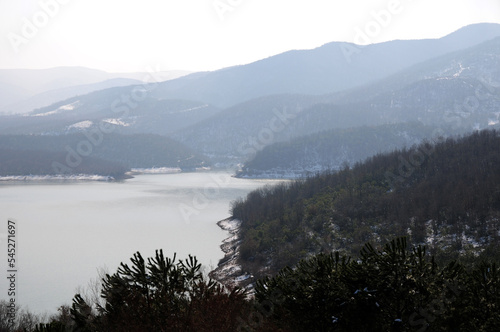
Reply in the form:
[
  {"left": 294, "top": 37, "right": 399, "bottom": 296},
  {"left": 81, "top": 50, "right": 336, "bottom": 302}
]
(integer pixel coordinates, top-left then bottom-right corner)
[
  {"left": 219, "top": 218, "right": 242, "bottom": 233},
  {"left": 209, "top": 218, "right": 256, "bottom": 292},
  {"left": 58, "top": 103, "right": 77, "bottom": 111},
  {"left": 67, "top": 120, "right": 93, "bottom": 130},
  {"left": 171, "top": 104, "right": 209, "bottom": 114},
  {"left": 453, "top": 63, "right": 468, "bottom": 78},
  {"left": 30, "top": 101, "right": 80, "bottom": 117},
  {"left": 103, "top": 118, "right": 132, "bottom": 127}
]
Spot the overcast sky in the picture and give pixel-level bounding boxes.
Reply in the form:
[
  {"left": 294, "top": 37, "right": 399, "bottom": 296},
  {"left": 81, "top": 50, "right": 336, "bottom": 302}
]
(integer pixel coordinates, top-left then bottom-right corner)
[{"left": 1, "top": 0, "right": 499, "bottom": 73}]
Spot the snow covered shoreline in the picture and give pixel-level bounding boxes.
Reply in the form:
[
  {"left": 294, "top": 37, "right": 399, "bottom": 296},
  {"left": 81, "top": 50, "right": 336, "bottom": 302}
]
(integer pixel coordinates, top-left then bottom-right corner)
[
  {"left": 130, "top": 167, "right": 182, "bottom": 174},
  {"left": 0, "top": 167, "right": 215, "bottom": 182},
  {"left": 209, "top": 218, "right": 254, "bottom": 292},
  {"left": 0, "top": 174, "right": 116, "bottom": 182},
  {"left": 130, "top": 167, "right": 212, "bottom": 174}
]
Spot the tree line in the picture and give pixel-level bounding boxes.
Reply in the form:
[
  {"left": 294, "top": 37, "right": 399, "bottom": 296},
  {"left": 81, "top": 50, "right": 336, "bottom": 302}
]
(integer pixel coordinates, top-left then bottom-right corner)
[{"left": 0, "top": 149, "right": 127, "bottom": 178}]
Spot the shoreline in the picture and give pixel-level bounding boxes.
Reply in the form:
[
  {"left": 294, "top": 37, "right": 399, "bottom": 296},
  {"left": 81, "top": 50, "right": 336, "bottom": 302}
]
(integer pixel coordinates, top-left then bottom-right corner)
[
  {"left": 0, "top": 167, "right": 217, "bottom": 182},
  {"left": 0, "top": 174, "right": 120, "bottom": 182},
  {"left": 209, "top": 218, "right": 254, "bottom": 292}
]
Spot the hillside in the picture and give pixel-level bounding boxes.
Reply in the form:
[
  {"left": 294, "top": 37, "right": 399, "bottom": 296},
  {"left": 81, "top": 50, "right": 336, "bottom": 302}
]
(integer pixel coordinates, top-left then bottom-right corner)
[
  {"left": 228, "top": 130, "right": 500, "bottom": 281},
  {"left": 0, "top": 96, "right": 220, "bottom": 137},
  {"left": 172, "top": 93, "right": 330, "bottom": 163},
  {"left": 3, "top": 24, "right": 499, "bottom": 124},
  {"left": 174, "top": 35, "right": 500, "bottom": 165},
  {"left": 0, "top": 149, "right": 128, "bottom": 180},
  {"left": 0, "top": 133, "right": 209, "bottom": 173},
  {"left": 237, "top": 122, "right": 439, "bottom": 178},
  {"left": 3, "top": 78, "right": 141, "bottom": 115},
  {"left": 148, "top": 23, "right": 500, "bottom": 108},
  {"left": 0, "top": 67, "right": 190, "bottom": 114}
]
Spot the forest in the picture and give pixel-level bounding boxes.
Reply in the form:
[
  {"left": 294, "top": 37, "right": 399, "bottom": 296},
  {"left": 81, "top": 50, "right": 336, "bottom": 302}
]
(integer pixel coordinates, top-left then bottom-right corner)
[
  {"left": 232, "top": 129, "right": 500, "bottom": 277},
  {"left": 0, "top": 133, "right": 209, "bottom": 177},
  {"left": 237, "top": 122, "right": 438, "bottom": 177},
  {"left": 0, "top": 149, "right": 128, "bottom": 179},
  {"left": 2, "top": 238, "right": 499, "bottom": 331}
]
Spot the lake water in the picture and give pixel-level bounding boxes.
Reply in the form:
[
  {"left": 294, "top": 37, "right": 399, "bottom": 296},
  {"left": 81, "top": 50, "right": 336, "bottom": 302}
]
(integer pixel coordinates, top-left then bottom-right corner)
[{"left": 0, "top": 172, "right": 280, "bottom": 315}]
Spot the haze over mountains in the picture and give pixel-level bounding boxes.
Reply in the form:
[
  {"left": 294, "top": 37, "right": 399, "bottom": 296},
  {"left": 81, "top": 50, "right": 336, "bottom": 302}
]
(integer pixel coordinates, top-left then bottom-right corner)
[
  {"left": 0, "top": 67, "right": 190, "bottom": 114},
  {"left": 1, "top": 23, "right": 500, "bottom": 178},
  {"left": 148, "top": 22, "right": 500, "bottom": 107}
]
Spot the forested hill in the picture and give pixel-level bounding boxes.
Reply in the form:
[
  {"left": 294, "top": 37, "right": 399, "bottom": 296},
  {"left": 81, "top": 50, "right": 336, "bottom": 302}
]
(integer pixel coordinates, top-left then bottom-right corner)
[
  {"left": 236, "top": 122, "right": 439, "bottom": 178},
  {"left": 0, "top": 149, "right": 128, "bottom": 179},
  {"left": 0, "top": 133, "right": 209, "bottom": 177},
  {"left": 231, "top": 129, "right": 500, "bottom": 278}
]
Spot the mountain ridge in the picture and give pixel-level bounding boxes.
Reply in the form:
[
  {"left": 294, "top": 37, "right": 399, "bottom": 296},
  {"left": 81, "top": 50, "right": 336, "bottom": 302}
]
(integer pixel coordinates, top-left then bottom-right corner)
[
  {"left": 148, "top": 23, "right": 500, "bottom": 108},
  {"left": 0, "top": 67, "right": 191, "bottom": 114}
]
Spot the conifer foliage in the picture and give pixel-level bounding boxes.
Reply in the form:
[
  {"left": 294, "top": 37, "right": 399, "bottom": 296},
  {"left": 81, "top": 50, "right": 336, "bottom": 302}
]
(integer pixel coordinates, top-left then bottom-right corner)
[
  {"left": 254, "top": 238, "right": 500, "bottom": 332},
  {"left": 70, "top": 250, "right": 247, "bottom": 332},
  {"left": 3, "top": 240, "right": 500, "bottom": 331}
]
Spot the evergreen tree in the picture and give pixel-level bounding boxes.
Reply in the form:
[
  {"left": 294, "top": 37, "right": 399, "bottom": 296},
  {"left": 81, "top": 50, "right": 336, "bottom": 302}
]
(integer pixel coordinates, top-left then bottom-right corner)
[{"left": 71, "top": 250, "right": 247, "bottom": 332}]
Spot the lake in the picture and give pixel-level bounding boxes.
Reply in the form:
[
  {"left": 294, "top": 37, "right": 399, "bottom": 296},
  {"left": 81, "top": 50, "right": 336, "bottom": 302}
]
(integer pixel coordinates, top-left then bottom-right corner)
[{"left": 0, "top": 172, "right": 281, "bottom": 315}]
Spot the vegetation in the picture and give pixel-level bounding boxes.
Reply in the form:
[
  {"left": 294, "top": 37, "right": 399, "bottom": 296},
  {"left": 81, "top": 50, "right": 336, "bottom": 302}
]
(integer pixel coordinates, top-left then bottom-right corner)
[
  {"left": 232, "top": 130, "right": 500, "bottom": 277},
  {"left": 70, "top": 250, "right": 248, "bottom": 332},
  {"left": 0, "top": 133, "right": 209, "bottom": 176},
  {"left": 238, "top": 122, "right": 437, "bottom": 177},
  {"left": 0, "top": 149, "right": 127, "bottom": 179},
  {"left": 2, "top": 240, "right": 500, "bottom": 331},
  {"left": 253, "top": 237, "right": 500, "bottom": 331}
]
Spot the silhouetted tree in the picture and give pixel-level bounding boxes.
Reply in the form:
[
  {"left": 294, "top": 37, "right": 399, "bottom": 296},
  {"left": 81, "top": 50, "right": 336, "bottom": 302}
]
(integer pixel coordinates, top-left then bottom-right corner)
[{"left": 71, "top": 250, "right": 248, "bottom": 332}]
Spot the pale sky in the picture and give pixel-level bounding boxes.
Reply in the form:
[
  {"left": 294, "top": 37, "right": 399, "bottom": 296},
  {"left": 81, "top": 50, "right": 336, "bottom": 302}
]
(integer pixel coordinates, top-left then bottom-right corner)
[{"left": 1, "top": 0, "right": 499, "bottom": 73}]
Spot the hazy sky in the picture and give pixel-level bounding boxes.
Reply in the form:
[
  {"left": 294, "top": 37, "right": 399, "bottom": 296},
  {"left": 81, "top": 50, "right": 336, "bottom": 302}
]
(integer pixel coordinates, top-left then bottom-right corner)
[{"left": 1, "top": 0, "right": 499, "bottom": 73}]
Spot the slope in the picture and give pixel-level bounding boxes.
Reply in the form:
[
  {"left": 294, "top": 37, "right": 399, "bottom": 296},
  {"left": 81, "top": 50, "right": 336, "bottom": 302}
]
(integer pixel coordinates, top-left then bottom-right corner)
[
  {"left": 150, "top": 23, "right": 500, "bottom": 108},
  {"left": 0, "top": 66, "right": 190, "bottom": 114},
  {"left": 0, "top": 133, "right": 209, "bottom": 172},
  {"left": 237, "top": 122, "right": 439, "bottom": 178},
  {"left": 182, "top": 35, "right": 500, "bottom": 166},
  {"left": 0, "top": 93, "right": 220, "bottom": 137},
  {"left": 231, "top": 130, "right": 500, "bottom": 279}
]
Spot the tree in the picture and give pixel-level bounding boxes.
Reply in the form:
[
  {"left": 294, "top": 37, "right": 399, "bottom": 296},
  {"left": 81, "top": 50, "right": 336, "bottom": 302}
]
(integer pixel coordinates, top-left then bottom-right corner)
[
  {"left": 254, "top": 238, "right": 467, "bottom": 332},
  {"left": 71, "top": 250, "right": 248, "bottom": 332},
  {"left": 0, "top": 300, "right": 44, "bottom": 332}
]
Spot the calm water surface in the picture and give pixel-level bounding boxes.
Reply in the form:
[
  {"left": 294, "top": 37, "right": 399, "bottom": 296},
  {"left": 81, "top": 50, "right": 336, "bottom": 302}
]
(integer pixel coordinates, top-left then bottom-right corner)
[{"left": 0, "top": 172, "right": 280, "bottom": 314}]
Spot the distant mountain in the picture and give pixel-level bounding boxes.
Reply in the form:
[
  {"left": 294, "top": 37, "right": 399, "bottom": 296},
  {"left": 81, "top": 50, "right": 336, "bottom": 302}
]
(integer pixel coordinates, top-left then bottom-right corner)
[
  {"left": 0, "top": 81, "right": 31, "bottom": 110},
  {"left": 3, "top": 78, "right": 142, "bottom": 115},
  {"left": 171, "top": 94, "right": 333, "bottom": 164},
  {"left": 177, "top": 35, "right": 500, "bottom": 166},
  {"left": 2, "top": 24, "right": 499, "bottom": 169},
  {"left": 0, "top": 67, "right": 117, "bottom": 95},
  {"left": 0, "top": 93, "right": 221, "bottom": 137},
  {"left": 0, "top": 67, "right": 190, "bottom": 114},
  {"left": 148, "top": 23, "right": 500, "bottom": 108},
  {"left": 291, "top": 36, "right": 500, "bottom": 132},
  {"left": 3, "top": 23, "right": 497, "bottom": 115}
]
